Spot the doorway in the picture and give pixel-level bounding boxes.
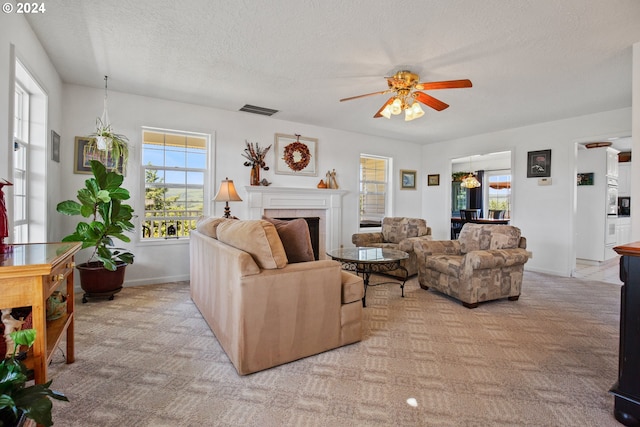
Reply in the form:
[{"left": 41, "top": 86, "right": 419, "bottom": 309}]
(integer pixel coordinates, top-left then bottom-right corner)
[
  {"left": 573, "top": 135, "right": 631, "bottom": 278},
  {"left": 451, "top": 151, "right": 512, "bottom": 219}
]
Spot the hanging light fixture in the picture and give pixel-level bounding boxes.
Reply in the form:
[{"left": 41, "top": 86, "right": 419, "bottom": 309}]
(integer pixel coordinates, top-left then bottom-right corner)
[
  {"left": 460, "top": 156, "right": 481, "bottom": 189},
  {"left": 379, "top": 89, "right": 427, "bottom": 122}
]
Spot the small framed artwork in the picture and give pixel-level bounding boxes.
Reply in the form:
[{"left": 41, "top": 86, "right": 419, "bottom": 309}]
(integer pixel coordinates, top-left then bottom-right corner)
[
  {"left": 527, "top": 149, "right": 551, "bottom": 178},
  {"left": 427, "top": 174, "right": 440, "bottom": 186},
  {"left": 400, "top": 170, "right": 417, "bottom": 190},
  {"left": 274, "top": 133, "right": 318, "bottom": 176},
  {"left": 74, "top": 136, "right": 124, "bottom": 174},
  {"left": 577, "top": 172, "right": 594, "bottom": 186},
  {"left": 51, "top": 130, "right": 60, "bottom": 163}
]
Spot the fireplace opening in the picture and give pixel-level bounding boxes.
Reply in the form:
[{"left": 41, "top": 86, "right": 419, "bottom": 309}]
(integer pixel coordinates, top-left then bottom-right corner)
[{"left": 275, "top": 217, "right": 320, "bottom": 260}]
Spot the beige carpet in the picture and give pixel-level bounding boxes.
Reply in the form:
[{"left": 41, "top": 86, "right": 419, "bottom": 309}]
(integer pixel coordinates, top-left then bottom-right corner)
[{"left": 48, "top": 271, "right": 622, "bottom": 426}]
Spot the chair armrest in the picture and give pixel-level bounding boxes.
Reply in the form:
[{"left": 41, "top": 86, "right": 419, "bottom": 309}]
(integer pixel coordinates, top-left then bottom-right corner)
[
  {"left": 399, "top": 235, "right": 433, "bottom": 252},
  {"left": 463, "top": 248, "right": 530, "bottom": 270},
  {"left": 519, "top": 237, "right": 527, "bottom": 249},
  {"left": 352, "top": 232, "right": 384, "bottom": 246},
  {"left": 413, "top": 240, "right": 461, "bottom": 257}
]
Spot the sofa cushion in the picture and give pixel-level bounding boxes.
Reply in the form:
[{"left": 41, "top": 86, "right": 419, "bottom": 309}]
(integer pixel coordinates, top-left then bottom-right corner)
[
  {"left": 262, "top": 217, "right": 315, "bottom": 263},
  {"left": 196, "top": 216, "right": 234, "bottom": 239},
  {"left": 459, "top": 224, "right": 521, "bottom": 253},
  {"left": 217, "top": 220, "right": 288, "bottom": 269},
  {"left": 382, "top": 217, "right": 428, "bottom": 244}
]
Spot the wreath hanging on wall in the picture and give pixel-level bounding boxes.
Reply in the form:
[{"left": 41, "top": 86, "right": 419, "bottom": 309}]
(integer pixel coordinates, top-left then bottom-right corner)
[{"left": 282, "top": 134, "right": 311, "bottom": 172}]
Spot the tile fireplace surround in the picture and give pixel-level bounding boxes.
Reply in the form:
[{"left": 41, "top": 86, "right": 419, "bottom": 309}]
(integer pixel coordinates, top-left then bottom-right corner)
[{"left": 245, "top": 186, "right": 348, "bottom": 260}]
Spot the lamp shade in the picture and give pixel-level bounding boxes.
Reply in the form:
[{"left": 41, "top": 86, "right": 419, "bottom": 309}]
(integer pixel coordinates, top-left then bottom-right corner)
[{"left": 214, "top": 178, "right": 242, "bottom": 202}]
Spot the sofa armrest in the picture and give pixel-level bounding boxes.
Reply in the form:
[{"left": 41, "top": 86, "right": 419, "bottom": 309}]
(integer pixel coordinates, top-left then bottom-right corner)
[
  {"left": 414, "top": 239, "right": 461, "bottom": 257},
  {"left": 399, "top": 235, "right": 433, "bottom": 253},
  {"left": 352, "top": 232, "right": 384, "bottom": 246},
  {"left": 463, "top": 248, "right": 530, "bottom": 270},
  {"left": 341, "top": 271, "right": 364, "bottom": 304}
]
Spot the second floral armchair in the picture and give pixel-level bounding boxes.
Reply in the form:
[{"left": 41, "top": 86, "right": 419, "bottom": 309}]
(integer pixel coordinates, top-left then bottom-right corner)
[{"left": 351, "top": 217, "right": 432, "bottom": 278}]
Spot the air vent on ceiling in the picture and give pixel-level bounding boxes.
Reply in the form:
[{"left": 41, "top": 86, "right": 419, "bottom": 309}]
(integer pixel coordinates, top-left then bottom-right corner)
[{"left": 239, "top": 104, "right": 279, "bottom": 116}]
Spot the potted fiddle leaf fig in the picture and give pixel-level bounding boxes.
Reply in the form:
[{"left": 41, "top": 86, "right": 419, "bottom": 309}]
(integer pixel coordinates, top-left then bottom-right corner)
[
  {"left": 56, "top": 160, "right": 135, "bottom": 303},
  {"left": 0, "top": 329, "right": 68, "bottom": 427}
]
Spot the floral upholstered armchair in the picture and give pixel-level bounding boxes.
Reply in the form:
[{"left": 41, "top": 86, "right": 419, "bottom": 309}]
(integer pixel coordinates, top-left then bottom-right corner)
[
  {"left": 351, "top": 217, "right": 432, "bottom": 278},
  {"left": 413, "top": 223, "right": 530, "bottom": 308}
]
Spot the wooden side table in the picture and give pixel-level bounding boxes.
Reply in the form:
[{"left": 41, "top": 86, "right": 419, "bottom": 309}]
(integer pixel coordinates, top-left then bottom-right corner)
[{"left": 0, "top": 242, "right": 81, "bottom": 384}]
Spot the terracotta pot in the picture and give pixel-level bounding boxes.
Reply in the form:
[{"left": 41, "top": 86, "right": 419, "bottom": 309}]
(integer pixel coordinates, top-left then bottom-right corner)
[{"left": 77, "top": 261, "right": 127, "bottom": 303}]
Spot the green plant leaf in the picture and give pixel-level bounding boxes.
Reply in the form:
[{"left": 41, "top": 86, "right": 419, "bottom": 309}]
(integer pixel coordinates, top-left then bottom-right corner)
[
  {"left": 10, "top": 329, "right": 36, "bottom": 348},
  {"left": 55, "top": 200, "right": 82, "bottom": 216},
  {"left": 108, "top": 188, "right": 130, "bottom": 200},
  {"left": 96, "top": 190, "right": 111, "bottom": 203},
  {"left": 80, "top": 204, "right": 95, "bottom": 218},
  {"left": 104, "top": 172, "right": 124, "bottom": 190},
  {"left": 90, "top": 160, "right": 107, "bottom": 186}
]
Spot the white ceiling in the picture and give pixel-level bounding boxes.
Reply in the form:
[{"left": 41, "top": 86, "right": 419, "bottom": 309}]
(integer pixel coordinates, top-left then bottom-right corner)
[{"left": 24, "top": 0, "right": 640, "bottom": 145}]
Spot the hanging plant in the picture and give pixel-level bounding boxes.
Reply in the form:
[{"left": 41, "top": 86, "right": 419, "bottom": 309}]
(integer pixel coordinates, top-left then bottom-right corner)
[
  {"left": 87, "top": 118, "right": 130, "bottom": 173},
  {"left": 85, "top": 76, "right": 130, "bottom": 174},
  {"left": 452, "top": 171, "right": 470, "bottom": 182}
]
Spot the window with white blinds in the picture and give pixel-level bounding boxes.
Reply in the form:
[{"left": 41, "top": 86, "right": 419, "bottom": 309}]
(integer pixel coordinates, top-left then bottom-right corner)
[{"left": 359, "top": 155, "right": 389, "bottom": 228}]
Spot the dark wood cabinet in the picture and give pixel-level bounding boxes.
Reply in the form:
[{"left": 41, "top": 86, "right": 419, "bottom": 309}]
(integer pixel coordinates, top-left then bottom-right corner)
[{"left": 611, "top": 242, "right": 640, "bottom": 426}]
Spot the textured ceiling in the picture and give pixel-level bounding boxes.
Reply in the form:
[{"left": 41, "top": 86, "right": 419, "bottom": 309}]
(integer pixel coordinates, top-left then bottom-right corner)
[{"left": 25, "top": 0, "right": 640, "bottom": 144}]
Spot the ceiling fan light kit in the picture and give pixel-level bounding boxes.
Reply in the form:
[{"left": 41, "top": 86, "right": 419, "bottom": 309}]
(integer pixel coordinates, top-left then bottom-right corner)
[{"left": 340, "top": 70, "right": 471, "bottom": 122}]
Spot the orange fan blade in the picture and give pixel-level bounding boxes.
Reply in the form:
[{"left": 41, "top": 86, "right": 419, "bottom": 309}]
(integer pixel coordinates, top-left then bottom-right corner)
[
  {"left": 373, "top": 97, "right": 395, "bottom": 118},
  {"left": 414, "top": 92, "right": 449, "bottom": 111},
  {"left": 415, "top": 79, "right": 472, "bottom": 91},
  {"left": 340, "top": 89, "right": 393, "bottom": 102}
]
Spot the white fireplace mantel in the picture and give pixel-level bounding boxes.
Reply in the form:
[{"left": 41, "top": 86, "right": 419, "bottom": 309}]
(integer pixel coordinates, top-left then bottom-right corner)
[{"left": 244, "top": 186, "right": 348, "bottom": 252}]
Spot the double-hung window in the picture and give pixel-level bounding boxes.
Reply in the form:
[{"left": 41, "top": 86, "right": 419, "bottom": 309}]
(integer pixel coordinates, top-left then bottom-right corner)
[
  {"left": 359, "top": 155, "right": 390, "bottom": 228},
  {"left": 142, "top": 128, "right": 209, "bottom": 240},
  {"left": 13, "top": 83, "right": 29, "bottom": 242}
]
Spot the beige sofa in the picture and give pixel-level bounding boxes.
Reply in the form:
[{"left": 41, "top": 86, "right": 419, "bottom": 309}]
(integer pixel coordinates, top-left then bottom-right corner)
[
  {"left": 351, "top": 217, "right": 432, "bottom": 278},
  {"left": 190, "top": 218, "right": 364, "bottom": 375},
  {"left": 414, "top": 223, "right": 529, "bottom": 308}
]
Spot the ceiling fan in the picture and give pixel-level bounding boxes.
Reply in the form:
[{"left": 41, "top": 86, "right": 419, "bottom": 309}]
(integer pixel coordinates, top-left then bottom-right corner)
[{"left": 339, "top": 70, "right": 472, "bottom": 121}]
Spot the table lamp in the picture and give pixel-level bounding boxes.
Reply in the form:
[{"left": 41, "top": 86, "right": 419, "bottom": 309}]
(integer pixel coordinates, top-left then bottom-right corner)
[{"left": 214, "top": 177, "right": 242, "bottom": 218}]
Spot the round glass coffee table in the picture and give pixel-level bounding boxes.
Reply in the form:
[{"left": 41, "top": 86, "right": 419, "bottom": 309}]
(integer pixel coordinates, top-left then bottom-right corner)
[{"left": 326, "top": 247, "right": 409, "bottom": 307}]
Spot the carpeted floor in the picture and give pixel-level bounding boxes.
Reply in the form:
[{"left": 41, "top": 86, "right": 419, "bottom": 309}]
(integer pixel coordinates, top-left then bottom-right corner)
[{"left": 48, "top": 271, "right": 622, "bottom": 426}]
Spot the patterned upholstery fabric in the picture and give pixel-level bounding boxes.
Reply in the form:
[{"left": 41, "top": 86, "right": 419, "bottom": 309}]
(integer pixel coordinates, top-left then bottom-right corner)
[
  {"left": 352, "top": 217, "right": 432, "bottom": 278},
  {"left": 414, "top": 223, "right": 530, "bottom": 308}
]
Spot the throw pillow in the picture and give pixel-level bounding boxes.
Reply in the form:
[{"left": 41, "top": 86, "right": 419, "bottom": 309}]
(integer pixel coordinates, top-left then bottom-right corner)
[
  {"left": 216, "top": 220, "right": 288, "bottom": 269},
  {"left": 196, "top": 216, "right": 232, "bottom": 239},
  {"left": 262, "top": 216, "right": 315, "bottom": 263}
]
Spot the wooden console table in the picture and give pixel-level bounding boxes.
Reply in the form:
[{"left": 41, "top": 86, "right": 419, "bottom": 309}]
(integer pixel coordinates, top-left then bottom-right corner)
[
  {"left": 0, "top": 242, "right": 81, "bottom": 384},
  {"left": 611, "top": 241, "right": 640, "bottom": 426}
]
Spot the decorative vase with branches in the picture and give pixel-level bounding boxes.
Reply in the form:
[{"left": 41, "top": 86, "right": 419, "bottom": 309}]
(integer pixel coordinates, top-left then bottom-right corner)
[{"left": 242, "top": 141, "right": 271, "bottom": 186}]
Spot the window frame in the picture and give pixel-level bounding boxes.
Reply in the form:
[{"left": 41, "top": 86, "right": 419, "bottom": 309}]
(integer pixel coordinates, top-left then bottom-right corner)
[
  {"left": 484, "top": 169, "right": 511, "bottom": 218},
  {"left": 12, "top": 82, "right": 29, "bottom": 242},
  {"left": 358, "top": 154, "right": 391, "bottom": 230},
  {"left": 140, "top": 127, "right": 211, "bottom": 242}
]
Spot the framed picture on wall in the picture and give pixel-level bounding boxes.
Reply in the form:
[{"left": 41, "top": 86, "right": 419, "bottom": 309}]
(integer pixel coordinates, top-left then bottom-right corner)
[
  {"left": 527, "top": 149, "right": 551, "bottom": 178},
  {"left": 427, "top": 174, "right": 440, "bottom": 186},
  {"left": 74, "top": 136, "right": 124, "bottom": 174},
  {"left": 400, "top": 170, "right": 416, "bottom": 190},
  {"left": 274, "top": 133, "right": 318, "bottom": 176},
  {"left": 51, "top": 130, "right": 60, "bottom": 163}
]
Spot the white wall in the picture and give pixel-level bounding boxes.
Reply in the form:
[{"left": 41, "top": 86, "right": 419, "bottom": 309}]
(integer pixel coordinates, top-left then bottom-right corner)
[
  {"left": 422, "top": 108, "right": 631, "bottom": 277},
  {"left": 61, "top": 84, "right": 423, "bottom": 285},
  {"left": 0, "top": 13, "right": 64, "bottom": 243}
]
